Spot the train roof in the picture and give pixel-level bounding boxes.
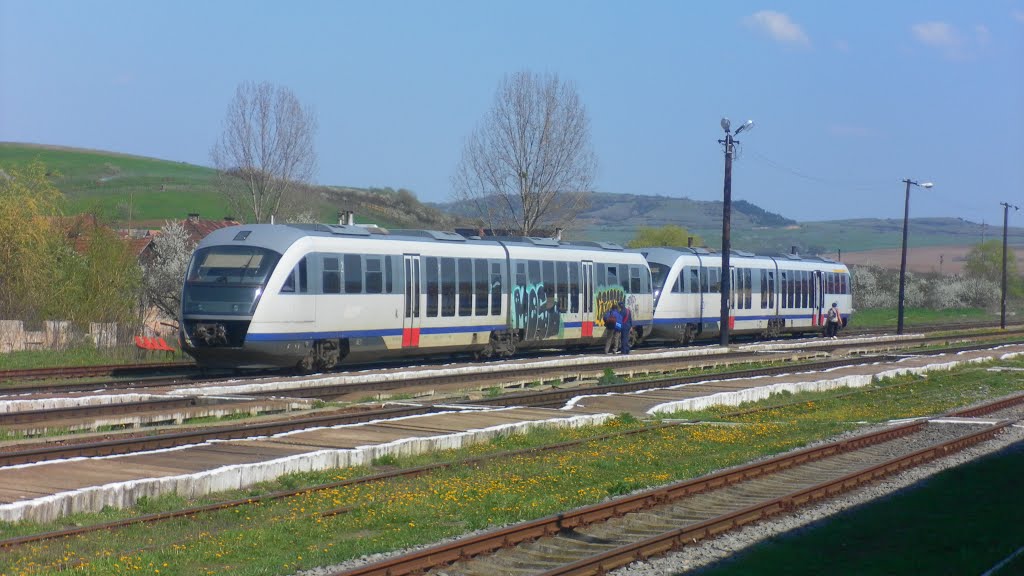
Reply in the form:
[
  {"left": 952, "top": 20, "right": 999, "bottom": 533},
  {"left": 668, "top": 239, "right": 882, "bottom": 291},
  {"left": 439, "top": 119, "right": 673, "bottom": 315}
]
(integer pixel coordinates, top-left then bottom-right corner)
[
  {"left": 634, "top": 246, "right": 844, "bottom": 266},
  {"left": 195, "top": 224, "right": 633, "bottom": 254}
]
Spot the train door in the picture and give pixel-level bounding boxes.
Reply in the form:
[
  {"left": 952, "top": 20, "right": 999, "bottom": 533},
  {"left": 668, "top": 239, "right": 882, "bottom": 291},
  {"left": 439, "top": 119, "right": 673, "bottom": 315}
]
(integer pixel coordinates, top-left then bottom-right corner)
[
  {"left": 814, "top": 271, "right": 824, "bottom": 327},
  {"left": 402, "top": 255, "right": 421, "bottom": 347},
  {"left": 730, "top": 268, "right": 738, "bottom": 331},
  {"left": 581, "top": 261, "right": 595, "bottom": 337}
]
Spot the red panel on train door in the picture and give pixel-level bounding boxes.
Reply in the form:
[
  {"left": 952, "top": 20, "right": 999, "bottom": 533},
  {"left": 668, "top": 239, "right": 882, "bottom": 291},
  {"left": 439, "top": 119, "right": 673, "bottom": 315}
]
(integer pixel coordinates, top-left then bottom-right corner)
[
  {"left": 402, "top": 328, "right": 420, "bottom": 347},
  {"left": 728, "top": 316, "right": 735, "bottom": 330},
  {"left": 582, "top": 321, "right": 593, "bottom": 337}
]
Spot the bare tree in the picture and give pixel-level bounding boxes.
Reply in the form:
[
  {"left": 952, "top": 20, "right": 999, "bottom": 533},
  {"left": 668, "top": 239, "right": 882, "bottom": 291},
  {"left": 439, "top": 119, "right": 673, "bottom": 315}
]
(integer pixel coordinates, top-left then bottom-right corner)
[
  {"left": 211, "top": 81, "right": 318, "bottom": 223},
  {"left": 452, "top": 71, "right": 597, "bottom": 236},
  {"left": 143, "top": 220, "right": 195, "bottom": 321}
]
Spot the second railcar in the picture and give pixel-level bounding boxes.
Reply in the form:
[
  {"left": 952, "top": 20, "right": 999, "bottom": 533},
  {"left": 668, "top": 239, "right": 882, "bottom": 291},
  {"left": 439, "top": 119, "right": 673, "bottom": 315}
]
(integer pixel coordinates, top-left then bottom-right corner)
[{"left": 638, "top": 247, "right": 852, "bottom": 343}]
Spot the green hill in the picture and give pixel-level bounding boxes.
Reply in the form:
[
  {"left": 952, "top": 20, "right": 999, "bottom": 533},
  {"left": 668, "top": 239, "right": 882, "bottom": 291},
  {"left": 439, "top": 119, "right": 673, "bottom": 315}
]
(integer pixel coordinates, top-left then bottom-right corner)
[
  {"left": 0, "top": 142, "right": 226, "bottom": 223},
  {"left": 3, "top": 142, "right": 1021, "bottom": 255},
  {"left": 0, "top": 143, "right": 453, "bottom": 229}
]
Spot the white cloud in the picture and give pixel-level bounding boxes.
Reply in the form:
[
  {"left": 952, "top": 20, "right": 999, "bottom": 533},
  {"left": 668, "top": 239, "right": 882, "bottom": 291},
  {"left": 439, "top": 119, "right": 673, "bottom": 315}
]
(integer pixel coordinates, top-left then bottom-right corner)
[
  {"left": 745, "top": 10, "right": 811, "bottom": 47},
  {"left": 911, "top": 21, "right": 961, "bottom": 49},
  {"left": 834, "top": 39, "right": 851, "bottom": 53},
  {"left": 1013, "top": 10, "right": 1024, "bottom": 24},
  {"left": 975, "top": 24, "right": 991, "bottom": 45}
]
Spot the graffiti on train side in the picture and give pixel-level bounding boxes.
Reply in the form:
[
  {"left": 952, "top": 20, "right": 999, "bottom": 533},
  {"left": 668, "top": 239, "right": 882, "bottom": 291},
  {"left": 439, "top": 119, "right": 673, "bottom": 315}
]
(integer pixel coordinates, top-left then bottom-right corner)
[
  {"left": 595, "top": 286, "right": 636, "bottom": 322},
  {"left": 513, "top": 283, "right": 563, "bottom": 340}
]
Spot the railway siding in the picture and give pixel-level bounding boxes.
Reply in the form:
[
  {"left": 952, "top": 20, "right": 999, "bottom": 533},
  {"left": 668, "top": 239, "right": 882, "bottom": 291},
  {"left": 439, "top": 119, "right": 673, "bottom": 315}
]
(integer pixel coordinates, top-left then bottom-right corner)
[
  {"left": 0, "top": 341, "right": 1021, "bottom": 527},
  {"left": 0, "top": 408, "right": 613, "bottom": 523}
]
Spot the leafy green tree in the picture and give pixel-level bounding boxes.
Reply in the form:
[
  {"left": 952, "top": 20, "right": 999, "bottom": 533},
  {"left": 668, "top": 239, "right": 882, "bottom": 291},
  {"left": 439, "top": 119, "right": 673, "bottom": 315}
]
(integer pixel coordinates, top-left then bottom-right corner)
[
  {"left": 627, "top": 225, "right": 701, "bottom": 248},
  {"left": 965, "top": 240, "right": 1022, "bottom": 297},
  {"left": 0, "top": 161, "right": 64, "bottom": 318}
]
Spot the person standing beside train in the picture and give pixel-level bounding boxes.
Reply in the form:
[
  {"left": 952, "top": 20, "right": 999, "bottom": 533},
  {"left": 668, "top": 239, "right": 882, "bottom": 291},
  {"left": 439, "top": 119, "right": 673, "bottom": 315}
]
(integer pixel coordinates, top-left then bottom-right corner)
[
  {"left": 825, "top": 302, "right": 843, "bottom": 339},
  {"left": 603, "top": 303, "right": 622, "bottom": 354},
  {"left": 618, "top": 301, "right": 633, "bottom": 355}
]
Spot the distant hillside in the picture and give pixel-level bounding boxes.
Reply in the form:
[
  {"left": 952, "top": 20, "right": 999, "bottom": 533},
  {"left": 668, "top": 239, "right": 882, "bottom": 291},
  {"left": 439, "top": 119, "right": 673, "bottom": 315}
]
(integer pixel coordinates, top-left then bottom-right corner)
[
  {"left": 433, "top": 192, "right": 1024, "bottom": 255},
  {"left": 4, "top": 142, "right": 1021, "bottom": 256},
  {"left": 0, "top": 143, "right": 453, "bottom": 230}
]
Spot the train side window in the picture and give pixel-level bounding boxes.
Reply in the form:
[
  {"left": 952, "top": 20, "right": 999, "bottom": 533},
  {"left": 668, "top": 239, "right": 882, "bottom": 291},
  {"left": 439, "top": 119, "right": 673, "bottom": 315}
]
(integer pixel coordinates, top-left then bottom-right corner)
[
  {"left": 280, "top": 269, "right": 296, "bottom": 293},
  {"left": 490, "top": 262, "right": 503, "bottom": 316},
  {"left": 689, "top": 267, "right": 699, "bottom": 293},
  {"left": 441, "top": 258, "right": 456, "bottom": 317},
  {"left": 344, "top": 254, "right": 362, "bottom": 294},
  {"left": 516, "top": 262, "right": 527, "bottom": 286},
  {"left": 528, "top": 260, "right": 541, "bottom": 287},
  {"left": 457, "top": 258, "right": 472, "bottom": 317},
  {"left": 744, "top": 268, "right": 752, "bottom": 309},
  {"left": 606, "top": 265, "right": 618, "bottom": 289},
  {"left": 557, "top": 261, "right": 569, "bottom": 312},
  {"left": 298, "top": 257, "right": 307, "bottom": 293},
  {"left": 780, "top": 272, "right": 788, "bottom": 308},
  {"left": 768, "top": 270, "right": 775, "bottom": 309},
  {"left": 426, "top": 256, "right": 439, "bottom": 317},
  {"left": 842, "top": 273, "right": 849, "bottom": 294},
  {"left": 630, "top": 266, "right": 642, "bottom": 293},
  {"left": 385, "top": 256, "right": 393, "bottom": 293},
  {"left": 542, "top": 261, "right": 554, "bottom": 301},
  {"left": 474, "top": 259, "right": 488, "bottom": 315},
  {"left": 709, "top": 268, "right": 721, "bottom": 293},
  {"left": 595, "top": 264, "right": 606, "bottom": 287},
  {"left": 569, "top": 262, "right": 580, "bottom": 313},
  {"left": 323, "top": 257, "right": 341, "bottom": 294},
  {"left": 760, "top": 269, "right": 768, "bottom": 308},
  {"left": 365, "top": 257, "right": 383, "bottom": 294}
]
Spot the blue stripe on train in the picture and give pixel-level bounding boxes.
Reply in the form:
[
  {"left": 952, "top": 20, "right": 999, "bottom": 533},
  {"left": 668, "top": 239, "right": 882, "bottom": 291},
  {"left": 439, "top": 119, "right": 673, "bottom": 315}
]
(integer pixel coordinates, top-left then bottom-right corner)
[
  {"left": 654, "top": 313, "right": 852, "bottom": 324},
  {"left": 247, "top": 324, "right": 510, "bottom": 341}
]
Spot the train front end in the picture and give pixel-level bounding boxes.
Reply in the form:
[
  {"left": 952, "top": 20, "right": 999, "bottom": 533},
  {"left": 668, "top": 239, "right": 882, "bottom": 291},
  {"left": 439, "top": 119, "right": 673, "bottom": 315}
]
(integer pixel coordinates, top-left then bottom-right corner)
[{"left": 179, "top": 227, "right": 284, "bottom": 369}]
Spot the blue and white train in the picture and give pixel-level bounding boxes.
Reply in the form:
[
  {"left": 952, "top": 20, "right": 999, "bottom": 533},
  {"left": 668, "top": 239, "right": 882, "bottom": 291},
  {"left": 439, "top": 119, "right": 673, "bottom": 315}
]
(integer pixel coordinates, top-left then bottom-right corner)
[
  {"left": 179, "top": 224, "right": 654, "bottom": 370},
  {"left": 638, "top": 247, "right": 852, "bottom": 343}
]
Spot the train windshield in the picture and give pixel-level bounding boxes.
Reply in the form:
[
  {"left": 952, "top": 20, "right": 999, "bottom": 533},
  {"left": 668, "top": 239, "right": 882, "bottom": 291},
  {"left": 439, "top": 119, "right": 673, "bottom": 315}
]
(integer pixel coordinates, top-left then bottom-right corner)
[
  {"left": 182, "top": 246, "right": 282, "bottom": 316},
  {"left": 649, "top": 262, "right": 671, "bottom": 292}
]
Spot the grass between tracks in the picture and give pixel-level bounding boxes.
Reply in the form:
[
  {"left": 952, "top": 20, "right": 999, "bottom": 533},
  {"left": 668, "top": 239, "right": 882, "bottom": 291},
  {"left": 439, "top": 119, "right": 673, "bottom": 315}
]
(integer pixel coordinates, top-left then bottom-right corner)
[
  {"left": 0, "top": 345, "right": 187, "bottom": 372},
  {"left": 2, "top": 355, "right": 1024, "bottom": 575}
]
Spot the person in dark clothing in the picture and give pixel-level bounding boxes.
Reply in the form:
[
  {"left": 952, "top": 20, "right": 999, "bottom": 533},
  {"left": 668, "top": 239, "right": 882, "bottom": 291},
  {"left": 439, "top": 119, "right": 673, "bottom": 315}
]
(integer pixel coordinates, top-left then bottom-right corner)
[
  {"left": 825, "top": 302, "right": 843, "bottom": 339},
  {"left": 603, "top": 303, "right": 622, "bottom": 354},
  {"left": 618, "top": 301, "right": 633, "bottom": 354}
]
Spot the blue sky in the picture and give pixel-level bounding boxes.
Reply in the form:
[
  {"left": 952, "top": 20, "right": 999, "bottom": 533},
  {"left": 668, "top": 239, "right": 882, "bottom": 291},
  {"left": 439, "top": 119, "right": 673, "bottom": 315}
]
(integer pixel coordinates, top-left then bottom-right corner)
[{"left": 1, "top": 1, "right": 1022, "bottom": 223}]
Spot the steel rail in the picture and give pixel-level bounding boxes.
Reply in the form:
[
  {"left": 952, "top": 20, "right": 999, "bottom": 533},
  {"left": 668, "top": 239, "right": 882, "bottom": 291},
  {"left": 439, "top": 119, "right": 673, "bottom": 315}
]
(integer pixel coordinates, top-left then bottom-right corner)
[{"left": 333, "top": 416, "right": 1015, "bottom": 576}]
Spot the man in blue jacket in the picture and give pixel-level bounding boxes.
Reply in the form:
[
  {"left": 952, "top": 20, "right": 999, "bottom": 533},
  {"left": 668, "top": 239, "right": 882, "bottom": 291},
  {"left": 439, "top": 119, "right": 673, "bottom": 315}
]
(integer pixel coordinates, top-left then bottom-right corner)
[{"left": 619, "top": 301, "right": 632, "bottom": 355}]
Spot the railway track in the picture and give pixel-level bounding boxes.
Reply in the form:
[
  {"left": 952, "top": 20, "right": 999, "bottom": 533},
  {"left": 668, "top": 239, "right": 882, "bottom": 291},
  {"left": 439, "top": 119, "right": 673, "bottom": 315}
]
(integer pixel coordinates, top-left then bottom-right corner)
[
  {"left": 334, "top": 395, "right": 1024, "bottom": 576},
  {"left": 0, "top": 361, "right": 194, "bottom": 383},
  {"left": 3, "top": 337, "right": 1021, "bottom": 464},
  {"left": 0, "top": 319, "right": 1010, "bottom": 388}
]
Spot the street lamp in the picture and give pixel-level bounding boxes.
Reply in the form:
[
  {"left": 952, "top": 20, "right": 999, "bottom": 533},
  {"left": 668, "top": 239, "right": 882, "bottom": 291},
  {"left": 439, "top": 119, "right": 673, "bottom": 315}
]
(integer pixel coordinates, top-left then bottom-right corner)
[
  {"left": 897, "top": 179, "right": 933, "bottom": 335},
  {"left": 719, "top": 117, "right": 754, "bottom": 346},
  {"left": 1000, "top": 202, "right": 1019, "bottom": 329}
]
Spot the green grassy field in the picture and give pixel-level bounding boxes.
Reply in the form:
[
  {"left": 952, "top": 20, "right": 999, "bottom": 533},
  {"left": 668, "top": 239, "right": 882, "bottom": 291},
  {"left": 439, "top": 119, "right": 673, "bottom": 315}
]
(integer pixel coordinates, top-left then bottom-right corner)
[
  {"left": 0, "top": 142, "right": 229, "bottom": 222},
  {"left": 851, "top": 307, "right": 995, "bottom": 329}
]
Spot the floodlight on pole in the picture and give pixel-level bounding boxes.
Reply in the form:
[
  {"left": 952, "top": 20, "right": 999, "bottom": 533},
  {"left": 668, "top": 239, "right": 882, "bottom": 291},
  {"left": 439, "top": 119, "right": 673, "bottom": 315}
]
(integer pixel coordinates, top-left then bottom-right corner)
[
  {"left": 897, "top": 179, "right": 934, "bottom": 335},
  {"left": 718, "top": 118, "right": 754, "bottom": 346}
]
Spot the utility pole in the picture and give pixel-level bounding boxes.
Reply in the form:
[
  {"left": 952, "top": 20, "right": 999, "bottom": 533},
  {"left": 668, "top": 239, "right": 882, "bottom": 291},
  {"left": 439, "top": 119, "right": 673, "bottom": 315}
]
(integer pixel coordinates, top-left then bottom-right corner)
[
  {"left": 897, "top": 179, "right": 933, "bottom": 335},
  {"left": 718, "top": 118, "right": 753, "bottom": 346},
  {"left": 1000, "top": 202, "right": 1019, "bottom": 329}
]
